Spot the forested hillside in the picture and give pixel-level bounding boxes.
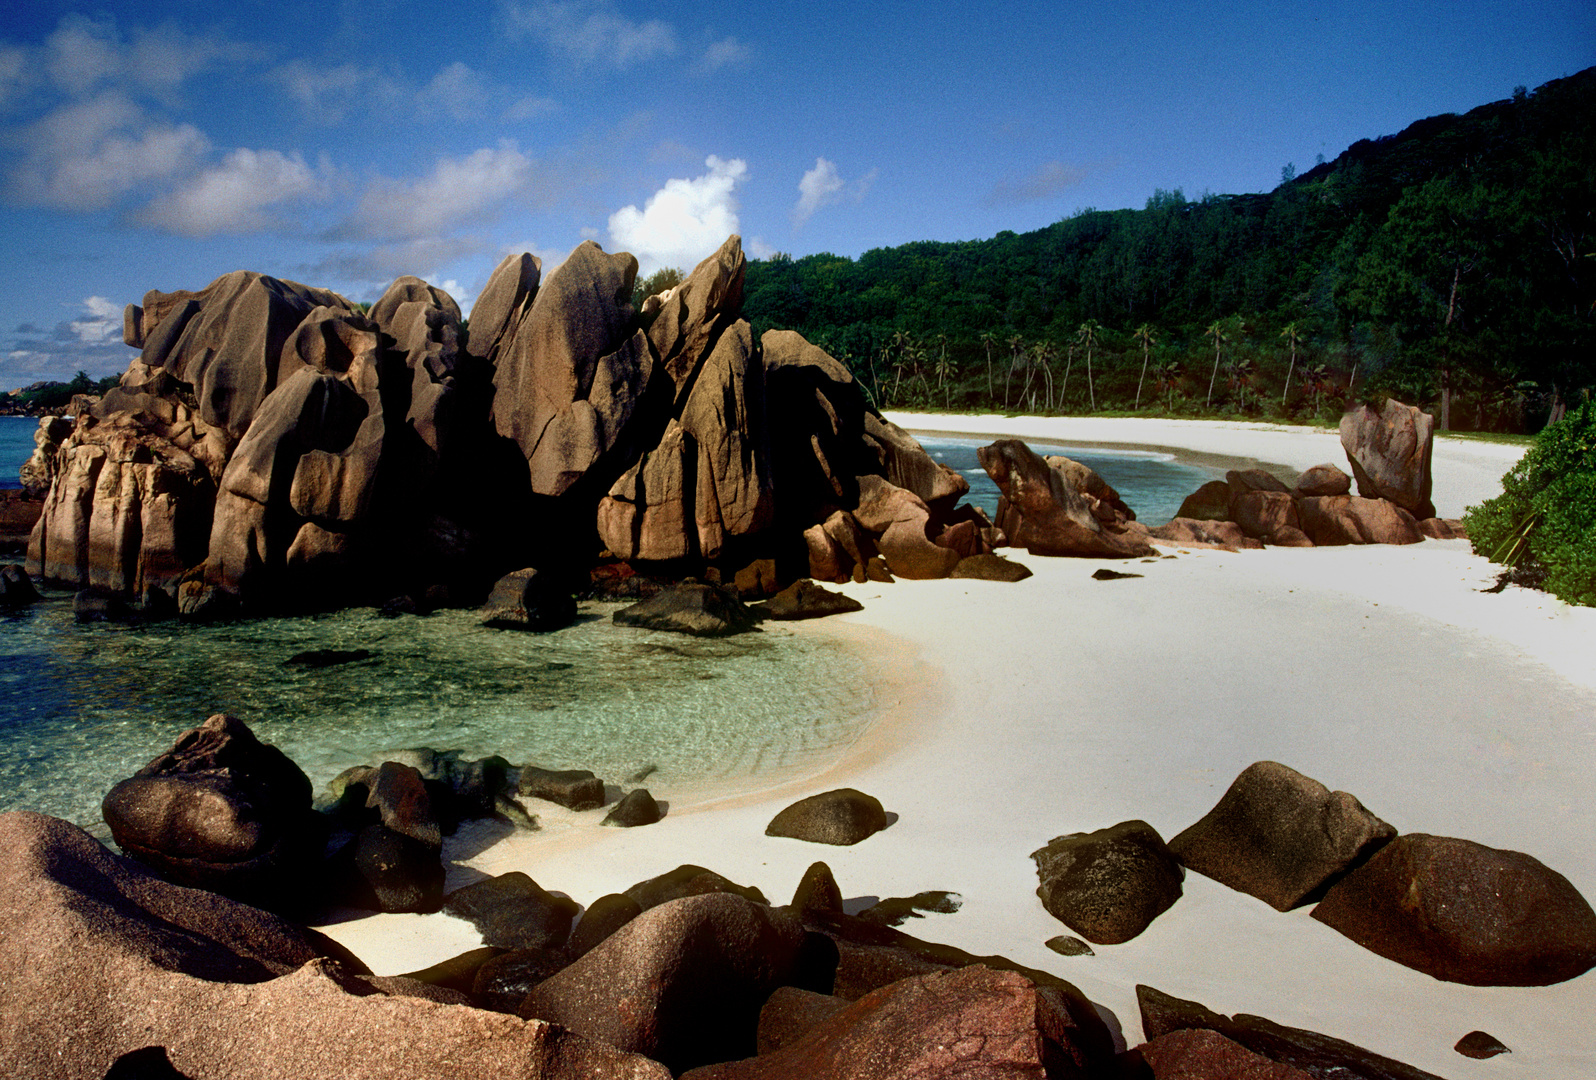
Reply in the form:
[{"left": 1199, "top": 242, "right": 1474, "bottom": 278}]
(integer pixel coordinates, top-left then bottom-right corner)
[{"left": 738, "top": 68, "right": 1595, "bottom": 432}]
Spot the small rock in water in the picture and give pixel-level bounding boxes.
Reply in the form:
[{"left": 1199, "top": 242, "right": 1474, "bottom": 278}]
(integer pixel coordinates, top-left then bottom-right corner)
[
  {"left": 1045, "top": 935, "right": 1095, "bottom": 957},
  {"left": 283, "top": 648, "right": 372, "bottom": 668},
  {"left": 1455, "top": 1030, "right": 1510, "bottom": 1059},
  {"left": 1091, "top": 568, "right": 1143, "bottom": 580},
  {"left": 857, "top": 890, "right": 962, "bottom": 926},
  {"left": 602, "top": 788, "right": 662, "bottom": 827}
]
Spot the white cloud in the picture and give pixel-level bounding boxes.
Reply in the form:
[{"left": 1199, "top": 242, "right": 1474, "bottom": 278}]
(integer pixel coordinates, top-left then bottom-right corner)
[
  {"left": 0, "top": 44, "right": 32, "bottom": 108},
  {"left": 137, "top": 149, "right": 334, "bottom": 236},
  {"left": 500, "top": 0, "right": 677, "bottom": 68},
  {"left": 422, "top": 61, "right": 489, "bottom": 122},
  {"left": 7, "top": 92, "right": 210, "bottom": 211},
  {"left": 505, "top": 94, "right": 558, "bottom": 121},
  {"left": 70, "top": 296, "right": 123, "bottom": 344},
  {"left": 608, "top": 155, "right": 746, "bottom": 274},
  {"left": 303, "top": 237, "right": 492, "bottom": 292},
  {"left": 791, "top": 158, "right": 876, "bottom": 227},
  {"left": 42, "top": 14, "right": 248, "bottom": 102},
  {"left": 336, "top": 143, "right": 546, "bottom": 242},
  {"left": 696, "top": 36, "right": 752, "bottom": 73},
  {"left": 44, "top": 14, "right": 122, "bottom": 97},
  {"left": 272, "top": 60, "right": 403, "bottom": 123}
]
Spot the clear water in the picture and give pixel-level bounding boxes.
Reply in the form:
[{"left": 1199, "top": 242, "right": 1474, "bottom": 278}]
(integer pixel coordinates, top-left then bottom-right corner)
[
  {"left": 917, "top": 436, "right": 1221, "bottom": 527},
  {"left": 0, "top": 415, "right": 36, "bottom": 489},
  {"left": 0, "top": 598, "right": 877, "bottom": 838},
  {"left": 0, "top": 423, "right": 1217, "bottom": 841}
]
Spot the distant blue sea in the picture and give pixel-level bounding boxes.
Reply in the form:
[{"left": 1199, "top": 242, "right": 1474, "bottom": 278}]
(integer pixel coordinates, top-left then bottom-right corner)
[{"left": 0, "top": 416, "right": 35, "bottom": 489}]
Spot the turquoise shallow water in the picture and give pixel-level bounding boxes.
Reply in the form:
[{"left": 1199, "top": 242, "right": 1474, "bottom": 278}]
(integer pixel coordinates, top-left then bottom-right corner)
[{"left": 0, "top": 425, "right": 1215, "bottom": 839}]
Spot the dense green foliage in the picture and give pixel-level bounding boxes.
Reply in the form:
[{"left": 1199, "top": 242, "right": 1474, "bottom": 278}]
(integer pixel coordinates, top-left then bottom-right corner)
[
  {"left": 12, "top": 372, "right": 120, "bottom": 411},
  {"left": 1465, "top": 400, "right": 1596, "bottom": 606},
  {"left": 743, "top": 69, "right": 1596, "bottom": 432}
]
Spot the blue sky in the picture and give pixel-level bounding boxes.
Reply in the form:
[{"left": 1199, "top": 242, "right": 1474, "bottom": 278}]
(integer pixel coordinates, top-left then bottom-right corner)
[{"left": 2, "top": 0, "right": 1592, "bottom": 385}]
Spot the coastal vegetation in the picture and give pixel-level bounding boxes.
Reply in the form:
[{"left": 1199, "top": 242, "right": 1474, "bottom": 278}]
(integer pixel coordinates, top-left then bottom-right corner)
[
  {"left": 1466, "top": 398, "right": 1596, "bottom": 605},
  {"left": 741, "top": 68, "right": 1595, "bottom": 434}
]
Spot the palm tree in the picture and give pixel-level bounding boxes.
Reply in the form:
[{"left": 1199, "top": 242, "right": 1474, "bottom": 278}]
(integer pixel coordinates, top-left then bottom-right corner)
[
  {"left": 1154, "top": 359, "right": 1183, "bottom": 411},
  {"left": 1060, "top": 342, "right": 1075, "bottom": 406},
  {"left": 933, "top": 333, "right": 953, "bottom": 408},
  {"left": 1279, "top": 322, "right": 1302, "bottom": 403},
  {"left": 1205, "top": 320, "right": 1228, "bottom": 408},
  {"left": 1077, "top": 319, "right": 1101, "bottom": 411},
  {"left": 1227, "top": 356, "right": 1257, "bottom": 412},
  {"left": 1133, "top": 323, "right": 1157, "bottom": 410},
  {"left": 1302, "top": 363, "right": 1334, "bottom": 418},
  {"left": 1033, "top": 341, "right": 1056, "bottom": 411}
]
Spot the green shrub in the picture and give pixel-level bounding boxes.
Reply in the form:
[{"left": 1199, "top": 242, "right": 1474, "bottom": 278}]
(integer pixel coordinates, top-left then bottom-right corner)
[{"left": 1465, "top": 400, "right": 1596, "bottom": 606}]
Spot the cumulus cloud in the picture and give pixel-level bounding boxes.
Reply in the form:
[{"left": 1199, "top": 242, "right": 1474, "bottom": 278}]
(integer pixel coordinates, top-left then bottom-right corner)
[
  {"left": 500, "top": 0, "right": 677, "bottom": 68},
  {"left": 271, "top": 60, "right": 405, "bottom": 123},
  {"left": 608, "top": 155, "right": 746, "bottom": 274},
  {"left": 7, "top": 92, "right": 210, "bottom": 211},
  {"left": 988, "top": 160, "right": 1090, "bottom": 204},
  {"left": 42, "top": 14, "right": 249, "bottom": 102},
  {"left": 422, "top": 62, "right": 490, "bottom": 122},
  {"left": 333, "top": 143, "right": 549, "bottom": 242},
  {"left": 137, "top": 149, "right": 334, "bottom": 236},
  {"left": 505, "top": 94, "right": 558, "bottom": 122},
  {"left": 791, "top": 157, "right": 876, "bottom": 227},
  {"left": 1, "top": 297, "right": 138, "bottom": 384}
]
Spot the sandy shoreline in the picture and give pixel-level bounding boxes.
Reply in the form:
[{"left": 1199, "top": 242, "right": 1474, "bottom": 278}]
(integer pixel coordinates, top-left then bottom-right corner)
[{"left": 318, "top": 413, "right": 1596, "bottom": 1078}]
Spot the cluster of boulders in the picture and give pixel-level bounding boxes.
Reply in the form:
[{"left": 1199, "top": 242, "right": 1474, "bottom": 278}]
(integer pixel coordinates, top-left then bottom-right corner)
[
  {"left": 24, "top": 236, "right": 1028, "bottom": 621},
  {"left": 1029, "top": 760, "right": 1596, "bottom": 990},
  {"left": 1148, "top": 399, "right": 1466, "bottom": 551}
]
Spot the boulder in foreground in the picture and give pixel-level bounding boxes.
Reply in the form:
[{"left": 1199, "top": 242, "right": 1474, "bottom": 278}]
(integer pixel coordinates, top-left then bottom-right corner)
[
  {"left": 1031, "top": 820, "right": 1183, "bottom": 944},
  {"left": 1311, "top": 833, "right": 1596, "bottom": 986},
  {"left": 1169, "top": 761, "right": 1395, "bottom": 911},
  {"left": 766, "top": 788, "right": 888, "bottom": 846},
  {"left": 0, "top": 811, "right": 667, "bottom": 1080}
]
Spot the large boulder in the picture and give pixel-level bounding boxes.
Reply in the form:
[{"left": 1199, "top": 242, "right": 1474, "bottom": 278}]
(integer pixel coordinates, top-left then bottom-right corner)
[
  {"left": 850, "top": 475, "right": 960, "bottom": 579},
  {"left": 19, "top": 415, "right": 74, "bottom": 495},
  {"left": 468, "top": 252, "right": 541, "bottom": 364},
  {"left": 765, "top": 789, "right": 888, "bottom": 846},
  {"left": 613, "top": 581, "right": 761, "bottom": 636},
  {"left": 1169, "top": 761, "right": 1396, "bottom": 911},
  {"left": 1293, "top": 462, "right": 1352, "bottom": 498},
  {"left": 648, "top": 235, "right": 747, "bottom": 401},
  {"left": 1340, "top": 399, "right": 1436, "bottom": 519},
  {"left": 481, "top": 567, "right": 577, "bottom": 631},
  {"left": 0, "top": 812, "right": 669, "bottom": 1080},
  {"left": 1047, "top": 454, "right": 1136, "bottom": 523},
  {"left": 100, "top": 714, "right": 317, "bottom": 910},
  {"left": 761, "top": 579, "right": 863, "bottom": 620},
  {"left": 978, "top": 439, "right": 1153, "bottom": 558},
  {"left": 490, "top": 241, "right": 648, "bottom": 497},
  {"left": 1174, "top": 479, "right": 1232, "bottom": 522},
  {"left": 1231, "top": 490, "right": 1301, "bottom": 540},
  {"left": 676, "top": 320, "right": 774, "bottom": 557},
  {"left": 1031, "top": 820, "right": 1183, "bottom": 945},
  {"left": 1148, "top": 517, "right": 1262, "bottom": 551},
  {"left": 443, "top": 872, "right": 580, "bottom": 951},
  {"left": 1298, "top": 495, "right": 1423, "bottom": 546},
  {"left": 861, "top": 413, "right": 969, "bottom": 515},
  {"left": 1136, "top": 1028, "right": 1316, "bottom": 1080},
  {"left": 518, "top": 893, "right": 827, "bottom": 1073},
  {"left": 680, "top": 966, "right": 1089, "bottom": 1080},
  {"left": 1311, "top": 834, "right": 1596, "bottom": 986}
]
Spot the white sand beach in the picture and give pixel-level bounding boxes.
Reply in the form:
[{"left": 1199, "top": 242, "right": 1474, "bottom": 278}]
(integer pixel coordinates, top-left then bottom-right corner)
[{"left": 320, "top": 413, "right": 1596, "bottom": 1079}]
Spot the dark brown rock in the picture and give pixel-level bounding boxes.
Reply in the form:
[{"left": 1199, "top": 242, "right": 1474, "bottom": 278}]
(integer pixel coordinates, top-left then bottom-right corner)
[
  {"left": 624, "top": 864, "right": 768, "bottom": 910},
  {"left": 1044, "top": 935, "right": 1094, "bottom": 957},
  {"left": 614, "top": 581, "right": 760, "bottom": 637},
  {"left": 1137, "top": 984, "right": 1445, "bottom": 1080},
  {"left": 569, "top": 892, "right": 644, "bottom": 957},
  {"left": 444, "top": 872, "right": 580, "bottom": 951},
  {"left": 1340, "top": 399, "right": 1436, "bottom": 518},
  {"left": 519, "top": 893, "right": 819, "bottom": 1073},
  {"left": 395, "top": 945, "right": 503, "bottom": 997},
  {"left": 1293, "top": 462, "right": 1352, "bottom": 498},
  {"left": 1418, "top": 517, "right": 1467, "bottom": 540},
  {"left": 0, "top": 812, "right": 667, "bottom": 1080},
  {"left": 1266, "top": 524, "right": 1314, "bottom": 547},
  {"left": 861, "top": 414, "right": 969, "bottom": 515},
  {"left": 648, "top": 235, "right": 747, "bottom": 401},
  {"left": 762, "top": 579, "right": 863, "bottom": 620},
  {"left": 1031, "top": 820, "right": 1183, "bottom": 945},
  {"left": 343, "top": 822, "right": 445, "bottom": 913},
  {"left": 733, "top": 557, "right": 780, "bottom": 599},
  {"left": 518, "top": 765, "right": 605, "bottom": 811},
  {"left": 1149, "top": 517, "right": 1262, "bottom": 550},
  {"left": 979, "top": 439, "right": 1154, "bottom": 558},
  {"left": 790, "top": 861, "right": 845, "bottom": 916},
  {"left": 1298, "top": 495, "right": 1423, "bottom": 546},
  {"left": 1175, "top": 479, "right": 1232, "bottom": 521},
  {"left": 754, "top": 986, "right": 851, "bottom": 1055},
  {"left": 0, "top": 564, "right": 39, "bottom": 606},
  {"left": 1454, "top": 1031, "right": 1510, "bottom": 1059},
  {"left": 1138, "top": 1028, "right": 1316, "bottom": 1080},
  {"left": 1311, "top": 833, "right": 1596, "bottom": 985},
  {"left": 481, "top": 567, "right": 577, "bottom": 631},
  {"left": 851, "top": 474, "right": 960, "bottom": 579},
  {"left": 1048, "top": 454, "right": 1136, "bottom": 522},
  {"left": 1169, "top": 761, "right": 1395, "bottom": 911},
  {"left": 766, "top": 789, "right": 888, "bottom": 846},
  {"left": 100, "top": 714, "right": 316, "bottom": 910},
  {"left": 1231, "top": 490, "right": 1301, "bottom": 539},
  {"left": 601, "top": 788, "right": 662, "bottom": 827},
  {"left": 681, "top": 966, "right": 1084, "bottom": 1080},
  {"left": 949, "top": 553, "right": 1033, "bottom": 581},
  {"left": 677, "top": 320, "right": 774, "bottom": 558},
  {"left": 472, "top": 946, "right": 573, "bottom": 1012}
]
